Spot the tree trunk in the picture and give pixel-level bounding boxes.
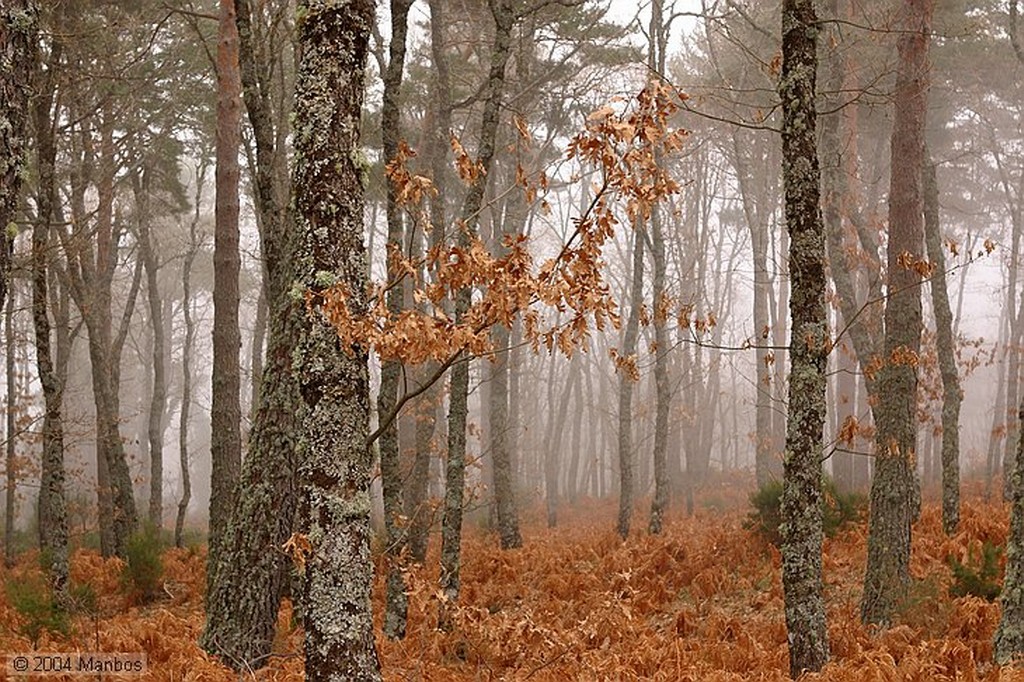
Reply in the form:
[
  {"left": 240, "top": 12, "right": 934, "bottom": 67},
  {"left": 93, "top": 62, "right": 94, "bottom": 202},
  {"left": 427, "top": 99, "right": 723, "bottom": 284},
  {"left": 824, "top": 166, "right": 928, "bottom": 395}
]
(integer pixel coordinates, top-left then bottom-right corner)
[
  {"left": 176, "top": 163, "right": 206, "bottom": 548},
  {"left": 861, "top": 0, "right": 934, "bottom": 627},
  {"left": 995, "top": 394, "right": 1024, "bottom": 662},
  {"left": 649, "top": 204, "right": 671, "bottom": 535},
  {"left": 0, "top": 1, "right": 38, "bottom": 313},
  {"left": 617, "top": 223, "right": 643, "bottom": 539},
  {"left": 779, "top": 0, "right": 829, "bottom": 674},
  {"left": 291, "top": 2, "right": 380, "bottom": 678},
  {"left": 32, "top": 47, "right": 69, "bottom": 601},
  {"left": 922, "top": 157, "right": 961, "bottom": 534},
  {"left": 201, "top": 0, "right": 299, "bottom": 667},
  {"left": 134, "top": 170, "right": 167, "bottom": 529},
  {"left": 4, "top": 281, "right": 16, "bottom": 567},
  {"left": 379, "top": 0, "right": 413, "bottom": 640},
  {"left": 209, "top": 0, "right": 243, "bottom": 579}
]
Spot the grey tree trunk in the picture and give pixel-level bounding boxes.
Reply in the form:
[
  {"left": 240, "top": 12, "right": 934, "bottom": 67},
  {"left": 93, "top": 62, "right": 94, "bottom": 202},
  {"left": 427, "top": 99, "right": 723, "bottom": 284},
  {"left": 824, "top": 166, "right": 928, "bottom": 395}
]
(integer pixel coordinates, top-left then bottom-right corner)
[
  {"left": 647, "top": 0, "right": 671, "bottom": 535},
  {"left": 63, "top": 110, "right": 141, "bottom": 558},
  {"left": 176, "top": 163, "right": 205, "bottom": 548},
  {"left": 922, "top": 158, "right": 961, "bottom": 534},
  {"left": 134, "top": 170, "right": 167, "bottom": 529},
  {"left": 649, "top": 204, "right": 670, "bottom": 533},
  {"left": 5, "top": 279, "right": 16, "bottom": 567},
  {"left": 429, "top": 0, "right": 466, "bottom": 632},
  {"left": 379, "top": 0, "right": 413, "bottom": 640},
  {"left": 291, "top": 1, "right": 380, "bottom": 678},
  {"left": 209, "top": 0, "right": 243, "bottom": 582},
  {"left": 779, "top": 0, "right": 829, "bottom": 674},
  {"left": 32, "top": 49, "right": 69, "bottom": 601},
  {"left": 995, "top": 394, "right": 1024, "bottom": 662},
  {"left": 861, "top": 0, "right": 934, "bottom": 627},
  {"left": 200, "top": 0, "right": 299, "bottom": 668},
  {"left": 0, "top": 1, "right": 38, "bottom": 314},
  {"left": 617, "top": 223, "right": 643, "bottom": 539}
]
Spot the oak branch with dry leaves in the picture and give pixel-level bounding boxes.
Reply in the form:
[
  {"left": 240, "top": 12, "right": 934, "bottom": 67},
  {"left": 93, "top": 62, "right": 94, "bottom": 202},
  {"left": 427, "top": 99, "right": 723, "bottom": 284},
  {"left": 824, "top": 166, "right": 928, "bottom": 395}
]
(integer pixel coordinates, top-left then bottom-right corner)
[{"left": 321, "top": 82, "right": 689, "bottom": 441}]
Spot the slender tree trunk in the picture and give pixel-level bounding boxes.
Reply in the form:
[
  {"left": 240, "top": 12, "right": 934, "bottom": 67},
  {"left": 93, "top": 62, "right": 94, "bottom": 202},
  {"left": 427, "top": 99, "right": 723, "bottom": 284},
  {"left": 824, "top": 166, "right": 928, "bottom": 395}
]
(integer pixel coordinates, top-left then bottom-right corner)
[
  {"left": 649, "top": 195, "right": 671, "bottom": 534},
  {"left": 4, "top": 282, "right": 16, "bottom": 567},
  {"left": 779, "top": 0, "right": 829, "bottom": 673},
  {"left": 209, "top": 0, "right": 243, "bottom": 582},
  {"left": 862, "top": 0, "right": 934, "bottom": 627},
  {"left": 379, "top": 0, "right": 413, "bottom": 640},
  {"left": 32, "top": 48, "right": 69, "bottom": 600},
  {"left": 134, "top": 171, "right": 167, "bottom": 529},
  {"left": 922, "top": 157, "right": 961, "bottom": 534},
  {"left": 546, "top": 353, "right": 576, "bottom": 527},
  {"left": 987, "top": 309, "right": 1009, "bottom": 499},
  {"left": 291, "top": 2, "right": 381, "bottom": 677},
  {"left": 617, "top": 223, "right": 643, "bottom": 539},
  {"left": 176, "top": 164, "right": 205, "bottom": 548}
]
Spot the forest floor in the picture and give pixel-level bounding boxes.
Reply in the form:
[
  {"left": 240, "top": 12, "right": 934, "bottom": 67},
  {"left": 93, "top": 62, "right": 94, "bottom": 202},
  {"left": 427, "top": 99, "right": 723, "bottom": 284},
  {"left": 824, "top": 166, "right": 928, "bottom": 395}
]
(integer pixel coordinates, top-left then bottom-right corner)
[{"left": 3, "top": 477, "right": 1024, "bottom": 681}]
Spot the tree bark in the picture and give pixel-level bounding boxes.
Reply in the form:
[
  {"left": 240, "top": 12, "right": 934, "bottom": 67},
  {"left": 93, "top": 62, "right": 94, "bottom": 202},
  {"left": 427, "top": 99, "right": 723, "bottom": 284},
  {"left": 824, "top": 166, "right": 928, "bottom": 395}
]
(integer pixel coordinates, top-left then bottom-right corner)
[
  {"left": 779, "top": 0, "right": 829, "bottom": 674},
  {"left": 861, "top": 0, "right": 934, "bottom": 627},
  {"left": 201, "top": 0, "right": 299, "bottom": 667},
  {"left": 995, "top": 395, "right": 1024, "bottom": 662},
  {"left": 133, "top": 169, "right": 167, "bottom": 529},
  {"left": 176, "top": 163, "right": 206, "bottom": 548},
  {"left": 209, "top": 0, "right": 243, "bottom": 581},
  {"left": 379, "top": 0, "right": 413, "bottom": 641},
  {"left": 32, "top": 41, "right": 69, "bottom": 600},
  {"left": 922, "top": 157, "right": 961, "bottom": 534},
  {"left": 617, "top": 223, "right": 643, "bottom": 539},
  {"left": 0, "top": 1, "right": 38, "bottom": 313},
  {"left": 291, "top": 1, "right": 380, "bottom": 678},
  {"left": 4, "top": 279, "right": 16, "bottom": 567}
]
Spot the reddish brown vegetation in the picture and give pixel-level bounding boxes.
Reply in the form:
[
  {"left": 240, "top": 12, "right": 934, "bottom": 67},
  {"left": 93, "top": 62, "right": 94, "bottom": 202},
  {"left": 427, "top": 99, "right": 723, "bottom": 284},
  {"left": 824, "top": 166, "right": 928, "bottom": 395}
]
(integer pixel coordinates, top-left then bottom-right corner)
[{"left": 3, "top": 482, "right": 1024, "bottom": 680}]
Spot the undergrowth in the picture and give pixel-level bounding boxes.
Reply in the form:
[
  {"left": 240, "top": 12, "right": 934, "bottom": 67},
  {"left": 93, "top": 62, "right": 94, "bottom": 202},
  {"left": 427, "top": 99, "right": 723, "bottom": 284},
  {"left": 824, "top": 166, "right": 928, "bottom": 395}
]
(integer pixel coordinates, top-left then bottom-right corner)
[{"left": 0, "top": 489, "right": 1019, "bottom": 681}]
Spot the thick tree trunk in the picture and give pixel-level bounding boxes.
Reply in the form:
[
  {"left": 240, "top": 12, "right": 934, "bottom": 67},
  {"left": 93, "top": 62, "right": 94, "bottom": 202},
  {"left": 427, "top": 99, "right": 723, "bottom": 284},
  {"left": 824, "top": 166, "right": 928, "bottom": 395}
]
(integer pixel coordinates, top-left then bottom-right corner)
[
  {"left": 201, "top": 0, "right": 299, "bottom": 667},
  {"left": 0, "top": 1, "right": 38, "bottom": 313},
  {"left": 209, "top": 0, "right": 243, "bottom": 581},
  {"left": 995, "top": 395, "right": 1024, "bottom": 662},
  {"left": 291, "top": 2, "right": 380, "bottom": 678},
  {"left": 922, "top": 158, "right": 961, "bottom": 534},
  {"left": 379, "top": 0, "right": 413, "bottom": 640},
  {"left": 862, "top": 0, "right": 934, "bottom": 627},
  {"left": 779, "top": 0, "right": 829, "bottom": 674}
]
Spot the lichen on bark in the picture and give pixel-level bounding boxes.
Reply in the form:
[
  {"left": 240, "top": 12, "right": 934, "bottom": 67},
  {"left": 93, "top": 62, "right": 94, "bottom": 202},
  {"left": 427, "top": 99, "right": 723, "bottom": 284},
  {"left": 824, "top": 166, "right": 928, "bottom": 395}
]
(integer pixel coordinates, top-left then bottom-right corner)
[
  {"left": 779, "top": 0, "right": 829, "bottom": 675},
  {"left": 290, "top": 1, "right": 381, "bottom": 679}
]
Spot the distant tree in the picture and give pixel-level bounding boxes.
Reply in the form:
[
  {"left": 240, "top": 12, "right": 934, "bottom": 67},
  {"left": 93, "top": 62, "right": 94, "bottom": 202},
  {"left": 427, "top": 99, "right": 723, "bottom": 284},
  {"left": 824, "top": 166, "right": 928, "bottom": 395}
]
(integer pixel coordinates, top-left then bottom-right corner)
[
  {"left": 922, "top": 156, "right": 960, "bottom": 534},
  {"left": 176, "top": 162, "right": 207, "bottom": 548}
]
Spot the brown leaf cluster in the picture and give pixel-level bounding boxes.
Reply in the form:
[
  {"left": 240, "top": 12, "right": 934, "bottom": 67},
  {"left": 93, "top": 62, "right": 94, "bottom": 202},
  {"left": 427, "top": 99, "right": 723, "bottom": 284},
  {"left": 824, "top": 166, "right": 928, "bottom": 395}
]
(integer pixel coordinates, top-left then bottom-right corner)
[{"left": 323, "top": 84, "right": 688, "bottom": 367}]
